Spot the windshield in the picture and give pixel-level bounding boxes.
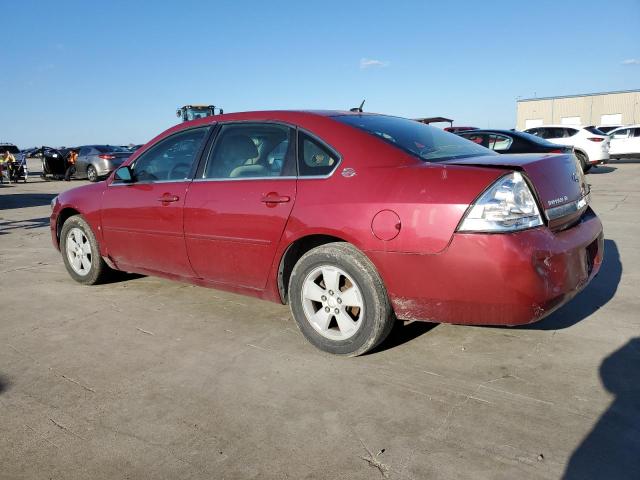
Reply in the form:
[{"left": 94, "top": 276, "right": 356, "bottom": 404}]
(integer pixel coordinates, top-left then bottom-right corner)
[
  {"left": 1, "top": 145, "right": 20, "bottom": 154},
  {"left": 334, "top": 114, "right": 494, "bottom": 162},
  {"left": 584, "top": 126, "right": 606, "bottom": 135},
  {"left": 185, "top": 107, "right": 213, "bottom": 121}
]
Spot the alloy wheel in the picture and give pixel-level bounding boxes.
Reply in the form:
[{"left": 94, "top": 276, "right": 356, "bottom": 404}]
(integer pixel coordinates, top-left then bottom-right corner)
[
  {"left": 300, "top": 265, "right": 364, "bottom": 341},
  {"left": 65, "top": 227, "right": 92, "bottom": 276}
]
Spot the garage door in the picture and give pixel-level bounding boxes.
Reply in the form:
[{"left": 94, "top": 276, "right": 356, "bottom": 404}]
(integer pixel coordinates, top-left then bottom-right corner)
[
  {"left": 600, "top": 113, "right": 622, "bottom": 126},
  {"left": 561, "top": 116, "right": 581, "bottom": 125},
  {"left": 525, "top": 119, "right": 543, "bottom": 129}
]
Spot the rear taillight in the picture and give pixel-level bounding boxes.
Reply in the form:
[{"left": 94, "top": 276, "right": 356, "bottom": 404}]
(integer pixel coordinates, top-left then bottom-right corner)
[
  {"left": 549, "top": 149, "right": 565, "bottom": 154},
  {"left": 98, "top": 154, "right": 116, "bottom": 160},
  {"left": 587, "top": 137, "right": 605, "bottom": 142}
]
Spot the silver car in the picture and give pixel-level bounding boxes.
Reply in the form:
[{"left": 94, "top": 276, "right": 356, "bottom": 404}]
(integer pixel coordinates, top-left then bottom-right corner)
[{"left": 76, "top": 145, "right": 132, "bottom": 182}]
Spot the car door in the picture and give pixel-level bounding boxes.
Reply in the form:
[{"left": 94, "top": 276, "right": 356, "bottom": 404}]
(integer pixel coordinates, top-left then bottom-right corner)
[
  {"left": 183, "top": 122, "right": 297, "bottom": 289},
  {"left": 630, "top": 128, "right": 640, "bottom": 155},
  {"left": 609, "top": 128, "right": 630, "bottom": 156},
  {"left": 76, "top": 146, "right": 92, "bottom": 177},
  {"left": 100, "top": 126, "right": 210, "bottom": 276}
]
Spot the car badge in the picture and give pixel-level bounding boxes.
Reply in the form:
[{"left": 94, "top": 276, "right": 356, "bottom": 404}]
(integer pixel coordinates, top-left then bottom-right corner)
[{"left": 341, "top": 167, "right": 356, "bottom": 178}]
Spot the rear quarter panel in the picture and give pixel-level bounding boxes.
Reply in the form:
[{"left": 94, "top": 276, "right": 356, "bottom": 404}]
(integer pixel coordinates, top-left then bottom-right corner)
[{"left": 284, "top": 162, "right": 505, "bottom": 255}]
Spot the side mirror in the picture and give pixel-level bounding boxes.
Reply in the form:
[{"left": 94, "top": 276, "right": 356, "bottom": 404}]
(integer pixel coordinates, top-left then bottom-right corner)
[{"left": 114, "top": 165, "right": 133, "bottom": 183}]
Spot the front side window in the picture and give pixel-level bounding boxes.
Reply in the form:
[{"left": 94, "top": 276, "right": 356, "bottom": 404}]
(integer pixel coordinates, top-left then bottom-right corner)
[
  {"left": 202, "top": 123, "right": 294, "bottom": 179},
  {"left": 612, "top": 129, "right": 630, "bottom": 139},
  {"left": 131, "top": 127, "right": 208, "bottom": 182},
  {"left": 298, "top": 133, "right": 339, "bottom": 176},
  {"left": 335, "top": 114, "right": 492, "bottom": 162}
]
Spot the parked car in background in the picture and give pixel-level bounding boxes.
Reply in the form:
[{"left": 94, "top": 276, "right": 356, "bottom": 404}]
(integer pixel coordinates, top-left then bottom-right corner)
[
  {"left": 597, "top": 125, "right": 623, "bottom": 135},
  {"left": 457, "top": 129, "right": 573, "bottom": 155},
  {"left": 608, "top": 125, "right": 640, "bottom": 160},
  {"left": 444, "top": 126, "right": 478, "bottom": 133},
  {"left": 51, "top": 111, "right": 603, "bottom": 356},
  {"left": 75, "top": 145, "right": 132, "bottom": 182},
  {"left": 523, "top": 125, "right": 609, "bottom": 171}
]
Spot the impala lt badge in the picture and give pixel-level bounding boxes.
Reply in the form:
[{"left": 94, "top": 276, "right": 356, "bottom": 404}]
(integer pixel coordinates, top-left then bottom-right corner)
[{"left": 548, "top": 196, "right": 569, "bottom": 206}]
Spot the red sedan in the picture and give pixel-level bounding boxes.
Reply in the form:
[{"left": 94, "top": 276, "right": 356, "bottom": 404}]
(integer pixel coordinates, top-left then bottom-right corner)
[{"left": 50, "top": 111, "right": 603, "bottom": 356}]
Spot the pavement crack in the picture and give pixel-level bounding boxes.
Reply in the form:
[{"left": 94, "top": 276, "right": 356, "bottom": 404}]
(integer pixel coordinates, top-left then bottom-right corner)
[{"left": 49, "top": 418, "right": 87, "bottom": 441}]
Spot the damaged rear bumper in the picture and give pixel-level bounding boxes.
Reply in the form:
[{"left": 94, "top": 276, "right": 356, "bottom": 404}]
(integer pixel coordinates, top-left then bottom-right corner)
[{"left": 367, "top": 207, "right": 604, "bottom": 326}]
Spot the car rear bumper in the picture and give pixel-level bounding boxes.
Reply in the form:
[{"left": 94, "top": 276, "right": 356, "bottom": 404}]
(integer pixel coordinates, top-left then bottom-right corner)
[
  {"left": 366, "top": 207, "right": 604, "bottom": 326},
  {"left": 585, "top": 146, "right": 610, "bottom": 164}
]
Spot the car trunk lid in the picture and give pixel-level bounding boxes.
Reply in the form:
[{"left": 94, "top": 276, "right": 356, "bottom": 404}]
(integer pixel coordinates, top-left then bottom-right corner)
[{"left": 441, "top": 153, "right": 590, "bottom": 230}]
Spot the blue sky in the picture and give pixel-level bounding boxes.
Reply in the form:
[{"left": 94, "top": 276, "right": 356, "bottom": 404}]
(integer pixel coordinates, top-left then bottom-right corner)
[{"left": 2, "top": 0, "right": 639, "bottom": 147}]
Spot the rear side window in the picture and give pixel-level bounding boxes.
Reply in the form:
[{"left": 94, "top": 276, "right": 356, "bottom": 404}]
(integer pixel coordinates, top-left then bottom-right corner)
[
  {"left": 203, "top": 123, "right": 295, "bottom": 179},
  {"left": 564, "top": 128, "right": 579, "bottom": 137},
  {"left": 79, "top": 147, "right": 92, "bottom": 156},
  {"left": 298, "top": 133, "right": 340, "bottom": 176},
  {"left": 490, "top": 134, "right": 513, "bottom": 151},
  {"left": 634, "top": 128, "right": 640, "bottom": 138}
]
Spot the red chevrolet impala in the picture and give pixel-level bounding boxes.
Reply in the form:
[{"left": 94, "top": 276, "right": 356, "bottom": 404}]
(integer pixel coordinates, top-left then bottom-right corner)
[{"left": 50, "top": 111, "right": 603, "bottom": 355}]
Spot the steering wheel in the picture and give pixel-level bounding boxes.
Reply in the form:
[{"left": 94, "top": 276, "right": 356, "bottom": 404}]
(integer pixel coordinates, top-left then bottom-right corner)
[{"left": 168, "top": 162, "right": 191, "bottom": 180}]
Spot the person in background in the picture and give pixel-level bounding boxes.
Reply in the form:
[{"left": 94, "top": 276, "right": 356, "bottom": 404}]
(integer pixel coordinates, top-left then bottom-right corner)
[
  {"left": 0, "top": 150, "right": 15, "bottom": 183},
  {"left": 64, "top": 149, "right": 78, "bottom": 181}
]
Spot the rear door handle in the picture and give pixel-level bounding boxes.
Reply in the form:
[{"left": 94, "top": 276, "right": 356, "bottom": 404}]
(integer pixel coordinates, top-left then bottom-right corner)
[
  {"left": 157, "top": 194, "right": 180, "bottom": 203},
  {"left": 261, "top": 193, "right": 290, "bottom": 204}
]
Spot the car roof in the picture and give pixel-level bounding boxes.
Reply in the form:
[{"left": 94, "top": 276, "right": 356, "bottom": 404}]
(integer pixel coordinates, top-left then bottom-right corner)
[
  {"left": 609, "top": 124, "right": 640, "bottom": 130},
  {"left": 525, "top": 124, "right": 587, "bottom": 129}
]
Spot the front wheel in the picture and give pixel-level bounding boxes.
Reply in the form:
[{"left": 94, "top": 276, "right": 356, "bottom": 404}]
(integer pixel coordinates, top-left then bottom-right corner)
[
  {"left": 87, "top": 165, "right": 98, "bottom": 182},
  {"left": 575, "top": 151, "right": 591, "bottom": 173},
  {"left": 60, "top": 215, "right": 111, "bottom": 285},
  {"left": 288, "top": 242, "right": 394, "bottom": 356}
]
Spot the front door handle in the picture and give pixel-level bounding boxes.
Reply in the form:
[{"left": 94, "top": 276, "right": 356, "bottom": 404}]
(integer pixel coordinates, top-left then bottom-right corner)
[
  {"left": 157, "top": 194, "right": 180, "bottom": 203},
  {"left": 261, "top": 193, "right": 290, "bottom": 204}
]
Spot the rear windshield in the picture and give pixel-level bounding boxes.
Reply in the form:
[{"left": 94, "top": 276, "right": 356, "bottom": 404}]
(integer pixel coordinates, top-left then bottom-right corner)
[
  {"left": 1, "top": 145, "right": 20, "bottom": 154},
  {"left": 96, "top": 145, "right": 129, "bottom": 153},
  {"left": 584, "top": 126, "right": 606, "bottom": 135},
  {"left": 334, "top": 114, "right": 494, "bottom": 162}
]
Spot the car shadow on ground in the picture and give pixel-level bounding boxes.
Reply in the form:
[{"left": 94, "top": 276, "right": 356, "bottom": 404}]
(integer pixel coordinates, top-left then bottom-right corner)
[
  {"left": 0, "top": 217, "right": 50, "bottom": 235},
  {"left": 589, "top": 166, "right": 616, "bottom": 174},
  {"left": 563, "top": 337, "right": 640, "bottom": 479},
  {"left": 367, "top": 321, "right": 438, "bottom": 355},
  {"left": 0, "top": 374, "right": 9, "bottom": 395},
  {"left": 517, "top": 239, "right": 621, "bottom": 331},
  {"left": 0, "top": 193, "right": 57, "bottom": 210}
]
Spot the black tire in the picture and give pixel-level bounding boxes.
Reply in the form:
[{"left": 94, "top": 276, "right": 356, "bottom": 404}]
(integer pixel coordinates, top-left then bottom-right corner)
[
  {"left": 60, "top": 215, "right": 111, "bottom": 285},
  {"left": 575, "top": 151, "right": 591, "bottom": 173},
  {"left": 288, "top": 242, "right": 395, "bottom": 356},
  {"left": 87, "top": 165, "right": 98, "bottom": 182}
]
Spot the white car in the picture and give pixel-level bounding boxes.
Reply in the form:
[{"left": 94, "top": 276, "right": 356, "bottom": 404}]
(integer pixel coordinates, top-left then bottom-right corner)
[
  {"left": 523, "top": 125, "right": 610, "bottom": 172},
  {"left": 608, "top": 125, "right": 640, "bottom": 160}
]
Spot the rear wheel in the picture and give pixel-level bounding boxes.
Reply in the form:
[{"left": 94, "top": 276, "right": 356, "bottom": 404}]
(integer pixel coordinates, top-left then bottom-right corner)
[
  {"left": 87, "top": 165, "right": 98, "bottom": 182},
  {"left": 60, "top": 215, "right": 111, "bottom": 285},
  {"left": 575, "top": 151, "right": 591, "bottom": 173},
  {"left": 288, "top": 242, "right": 395, "bottom": 356}
]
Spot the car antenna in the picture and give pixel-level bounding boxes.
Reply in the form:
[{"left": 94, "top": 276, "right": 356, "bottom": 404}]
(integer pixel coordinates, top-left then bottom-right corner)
[{"left": 350, "top": 99, "right": 365, "bottom": 113}]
